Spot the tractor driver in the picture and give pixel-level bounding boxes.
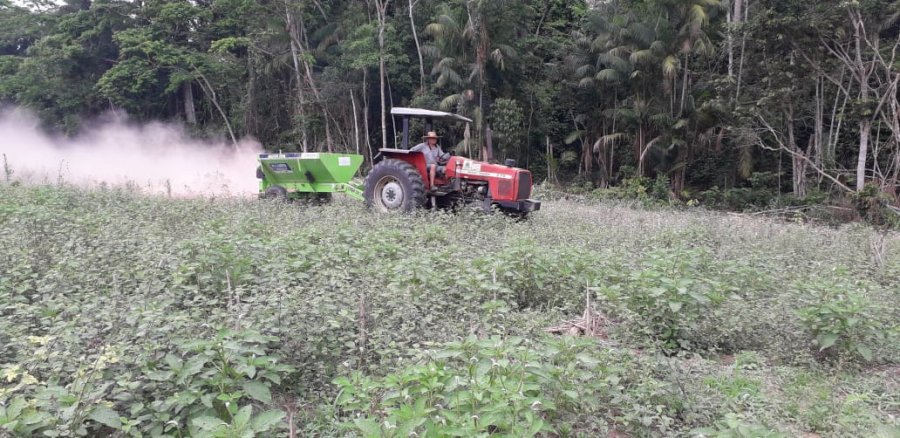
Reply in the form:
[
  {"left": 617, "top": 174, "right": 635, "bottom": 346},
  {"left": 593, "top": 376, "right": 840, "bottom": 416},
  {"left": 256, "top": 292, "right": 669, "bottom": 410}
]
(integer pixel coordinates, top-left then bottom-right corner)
[{"left": 410, "top": 131, "right": 444, "bottom": 190}]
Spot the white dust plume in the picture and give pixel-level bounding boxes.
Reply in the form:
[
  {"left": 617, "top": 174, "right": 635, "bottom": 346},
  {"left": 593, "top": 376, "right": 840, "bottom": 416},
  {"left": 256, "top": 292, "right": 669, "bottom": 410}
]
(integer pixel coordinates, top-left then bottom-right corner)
[{"left": 0, "top": 106, "right": 264, "bottom": 197}]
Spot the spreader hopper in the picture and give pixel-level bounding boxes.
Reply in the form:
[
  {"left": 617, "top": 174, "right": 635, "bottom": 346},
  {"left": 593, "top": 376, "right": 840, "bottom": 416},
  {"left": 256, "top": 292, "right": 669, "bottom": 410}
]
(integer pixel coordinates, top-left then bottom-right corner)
[{"left": 257, "top": 152, "right": 365, "bottom": 202}]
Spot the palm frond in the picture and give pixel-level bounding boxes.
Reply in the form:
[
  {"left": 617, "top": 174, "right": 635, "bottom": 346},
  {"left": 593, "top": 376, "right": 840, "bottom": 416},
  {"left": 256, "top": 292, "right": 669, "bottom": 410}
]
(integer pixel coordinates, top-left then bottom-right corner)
[
  {"left": 596, "top": 133, "right": 629, "bottom": 150},
  {"left": 310, "top": 22, "right": 339, "bottom": 44},
  {"left": 591, "top": 34, "right": 612, "bottom": 51},
  {"left": 598, "top": 52, "right": 631, "bottom": 72},
  {"left": 575, "top": 64, "right": 595, "bottom": 78},
  {"left": 467, "top": 65, "right": 481, "bottom": 83},
  {"left": 650, "top": 40, "right": 667, "bottom": 55},
  {"left": 629, "top": 22, "right": 656, "bottom": 46},
  {"left": 629, "top": 49, "right": 656, "bottom": 65},
  {"left": 595, "top": 68, "right": 623, "bottom": 82},
  {"left": 578, "top": 77, "right": 596, "bottom": 88},
  {"left": 435, "top": 13, "right": 463, "bottom": 37},
  {"left": 421, "top": 45, "right": 441, "bottom": 59},
  {"left": 666, "top": 161, "right": 687, "bottom": 175},
  {"left": 615, "top": 107, "right": 638, "bottom": 122},
  {"left": 565, "top": 130, "right": 584, "bottom": 145},
  {"left": 489, "top": 44, "right": 516, "bottom": 70},
  {"left": 585, "top": 12, "right": 609, "bottom": 34},
  {"left": 689, "top": 4, "right": 709, "bottom": 29},
  {"left": 490, "top": 48, "right": 506, "bottom": 70},
  {"left": 650, "top": 113, "right": 673, "bottom": 129},
  {"left": 694, "top": 34, "right": 715, "bottom": 56},
  {"left": 433, "top": 58, "right": 464, "bottom": 87},
  {"left": 662, "top": 55, "right": 679, "bottom": 79},
  {"left": 439, "top": 93, "right": 463, "bottom": 112}
]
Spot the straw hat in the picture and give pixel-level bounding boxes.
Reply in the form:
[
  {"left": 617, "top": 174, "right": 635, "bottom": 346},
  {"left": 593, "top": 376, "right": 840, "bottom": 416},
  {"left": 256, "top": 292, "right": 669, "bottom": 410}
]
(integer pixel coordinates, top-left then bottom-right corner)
[{"left": 422, "top": 131, "right": 440, "bottom": 139}]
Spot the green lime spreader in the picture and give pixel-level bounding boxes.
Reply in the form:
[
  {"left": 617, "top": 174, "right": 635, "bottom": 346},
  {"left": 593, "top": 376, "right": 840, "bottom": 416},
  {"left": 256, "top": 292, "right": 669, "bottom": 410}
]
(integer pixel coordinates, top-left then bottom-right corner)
[{"left": 256, "top": 152, "right": 365, "bottom": 202}]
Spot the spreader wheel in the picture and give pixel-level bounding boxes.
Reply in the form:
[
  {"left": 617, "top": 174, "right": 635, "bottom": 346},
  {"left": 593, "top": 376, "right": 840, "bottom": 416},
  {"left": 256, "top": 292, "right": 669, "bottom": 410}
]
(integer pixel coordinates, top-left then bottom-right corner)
[
  {"left": 263, "top": 185, "right": 289, "bottom": 202},
  {"left": 363, "top": 159, "right": 426, "bottom": 213}
]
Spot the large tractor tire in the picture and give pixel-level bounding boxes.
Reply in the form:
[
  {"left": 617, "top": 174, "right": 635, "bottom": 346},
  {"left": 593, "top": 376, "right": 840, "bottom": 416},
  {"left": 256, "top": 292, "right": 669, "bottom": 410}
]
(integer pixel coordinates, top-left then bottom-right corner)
[{"left": 364, "top": 159, "right": 426, "bottom": 213}]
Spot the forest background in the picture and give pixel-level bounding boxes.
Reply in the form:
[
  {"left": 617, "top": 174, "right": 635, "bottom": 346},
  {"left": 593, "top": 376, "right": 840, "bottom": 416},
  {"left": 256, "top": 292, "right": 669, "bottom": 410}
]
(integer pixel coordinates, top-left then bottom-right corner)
[{"left": 2, "top": 0, "right": 900, "bottom": 221}]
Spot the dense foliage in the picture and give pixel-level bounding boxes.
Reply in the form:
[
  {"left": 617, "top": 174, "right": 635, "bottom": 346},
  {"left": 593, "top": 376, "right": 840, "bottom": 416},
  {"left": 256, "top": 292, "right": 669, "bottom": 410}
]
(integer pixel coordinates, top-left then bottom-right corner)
[
  {"left": 1, "top": 181, "right": 898, "bottom": 436},
  {"left": 2, "top": 0, "right": 900, "bottom": 213}
]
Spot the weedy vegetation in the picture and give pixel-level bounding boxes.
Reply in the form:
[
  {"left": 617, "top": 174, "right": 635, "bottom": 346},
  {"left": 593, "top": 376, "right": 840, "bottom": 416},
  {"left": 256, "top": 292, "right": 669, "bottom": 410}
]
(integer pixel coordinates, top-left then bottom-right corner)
[{"left": 0, "top": 180, "right": 898, "bottom": 437}]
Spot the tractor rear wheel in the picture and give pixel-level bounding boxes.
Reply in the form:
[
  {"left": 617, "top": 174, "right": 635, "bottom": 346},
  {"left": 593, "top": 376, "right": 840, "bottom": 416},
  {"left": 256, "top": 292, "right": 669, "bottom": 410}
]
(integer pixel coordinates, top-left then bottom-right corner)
[{"left": 364, "top": 159, "right": 426, "bottom": 213}]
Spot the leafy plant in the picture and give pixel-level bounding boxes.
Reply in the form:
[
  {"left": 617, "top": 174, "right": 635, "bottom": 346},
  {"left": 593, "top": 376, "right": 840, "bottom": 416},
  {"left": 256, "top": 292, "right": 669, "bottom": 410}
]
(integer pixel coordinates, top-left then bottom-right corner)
[
  {"left": 796, "top": 279, "right": 891, "bottom": 362},
  {"left": 599, "top": 247, "right": 732, "bottom": 350},
  {"left": 692, "top": 413, "right": 786, "bottom": 437},
  {"left": 334, "top": 335, "right": 645, "bottom": 437},
  {"left": 138, "top": 329, "right": 294, "bottom": 435}
]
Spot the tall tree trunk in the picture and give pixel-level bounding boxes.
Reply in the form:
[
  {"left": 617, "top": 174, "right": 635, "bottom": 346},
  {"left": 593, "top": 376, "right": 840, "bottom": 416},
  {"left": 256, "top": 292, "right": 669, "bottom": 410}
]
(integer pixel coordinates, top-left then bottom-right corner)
[
  {"left": 826, "top": 69, "right": 849, "bottom": 168},
  {"left": 727, "top": 2, "right": 733, "bottom": 77},
  {"left": 408, "top": 0, "right": 425, "bottom": 93},
  {"left": 194, "top": 69, "right": 237, "bottom": 145},
  {"left": 679, "top": 55, "right": 689, "bottom": 117},
  {"left": 285, "top": 6, "right": 308, "bottom": 151},
  {"left": 351, "top": 88, "right": 360, "bottom": 155},
  {"left": 814, "top": 75, "right": 824, "bottom": 172},
  {"left": 637, "top": 124, "right": 645, "bottom": 176},
  {"left": 582, "top": 140, "right": 592, "bottom": 175},
  {"left": 786, "top": 101, "right": 807, "bottom": 197},
  {"left": 852, "top": 10, "right": 871, "bottom": 191},
  {"left": 858, "top": 119, "right": 871, "bottom": 190},
  {"left": 891, "top": 149, "right": 900, "bottom": 199},
  {"left": 375, "top": 0, "right": 391, "bottom": 149},
  {"left": 363, "top": 69, "right": 372, "bottom": 167},
  {"left": 296, "top": 14, "right": 333, "bottom": 152},
  {"left": 243, "top": 52, "right": 258, "bottom": 137},
  {"left": 183, "top": 82, "right": 196, "bottom": 125},
  {"left": 734, "top": 0, "right": 748, "bottom": 102}
]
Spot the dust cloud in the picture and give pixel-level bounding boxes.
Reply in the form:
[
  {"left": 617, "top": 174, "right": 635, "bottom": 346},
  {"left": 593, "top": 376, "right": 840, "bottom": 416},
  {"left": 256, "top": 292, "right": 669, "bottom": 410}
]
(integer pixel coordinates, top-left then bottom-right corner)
[{"left": 0, "top": 106, "right": 264, "bottom": 197}]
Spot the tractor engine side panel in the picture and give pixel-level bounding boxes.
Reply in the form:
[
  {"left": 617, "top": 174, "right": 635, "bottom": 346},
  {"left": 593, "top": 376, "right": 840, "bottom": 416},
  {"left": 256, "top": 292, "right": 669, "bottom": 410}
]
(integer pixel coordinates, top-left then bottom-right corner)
[{"left": 448, "top": 158, "right": 526, "bottom": 201}]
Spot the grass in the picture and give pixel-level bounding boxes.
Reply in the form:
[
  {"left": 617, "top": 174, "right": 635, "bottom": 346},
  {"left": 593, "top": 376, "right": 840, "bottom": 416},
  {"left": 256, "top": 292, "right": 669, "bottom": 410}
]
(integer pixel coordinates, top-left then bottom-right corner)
[{"left": 0, "top": 180, "right": 898, "bottom": 437}]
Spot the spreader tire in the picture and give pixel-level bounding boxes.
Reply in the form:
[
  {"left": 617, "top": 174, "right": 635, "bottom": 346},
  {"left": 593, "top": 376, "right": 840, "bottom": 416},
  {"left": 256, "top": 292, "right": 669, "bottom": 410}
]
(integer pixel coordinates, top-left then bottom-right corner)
[
  {"left": 364, "top": 159, "right": 426, "bottom": 213},
  {"left": 263, "top": 185, "right": 289, "bottom": 202}
]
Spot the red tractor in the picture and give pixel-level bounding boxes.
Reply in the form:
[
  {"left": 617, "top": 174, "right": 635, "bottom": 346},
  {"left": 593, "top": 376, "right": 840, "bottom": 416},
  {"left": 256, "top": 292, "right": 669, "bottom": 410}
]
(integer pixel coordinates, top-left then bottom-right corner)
[{"left": 363, "top": 107, "right": 541, "bottom": 216}]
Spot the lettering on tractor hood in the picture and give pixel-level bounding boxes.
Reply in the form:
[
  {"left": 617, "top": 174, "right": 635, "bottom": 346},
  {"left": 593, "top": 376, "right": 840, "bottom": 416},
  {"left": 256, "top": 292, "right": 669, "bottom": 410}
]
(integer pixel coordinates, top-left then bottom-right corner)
[{"left": 458, "top": 160, "right": 514, "bottom": 180}]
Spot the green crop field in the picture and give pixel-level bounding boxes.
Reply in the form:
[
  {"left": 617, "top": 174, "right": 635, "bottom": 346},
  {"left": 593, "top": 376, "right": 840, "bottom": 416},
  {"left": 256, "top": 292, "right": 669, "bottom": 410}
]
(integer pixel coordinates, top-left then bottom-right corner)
[{"left": 1, "top": 182, "right": 899, "bottom": 437}]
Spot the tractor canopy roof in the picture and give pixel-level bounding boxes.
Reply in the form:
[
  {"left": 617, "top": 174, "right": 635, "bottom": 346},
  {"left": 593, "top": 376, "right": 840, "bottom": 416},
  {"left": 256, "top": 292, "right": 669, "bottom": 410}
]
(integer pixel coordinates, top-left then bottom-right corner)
[{"left": 390, "top": 107, "right": 473, "bottom": 124}]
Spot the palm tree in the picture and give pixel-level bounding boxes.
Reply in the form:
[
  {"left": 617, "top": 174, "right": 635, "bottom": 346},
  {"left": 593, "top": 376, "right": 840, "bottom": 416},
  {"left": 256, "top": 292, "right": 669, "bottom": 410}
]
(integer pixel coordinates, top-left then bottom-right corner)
[
  {"left": 572, "top": 0, "right": 722, "bottom": 179},
  {"left": 423, "top": 0, "right": 518, "bottom": 159}
]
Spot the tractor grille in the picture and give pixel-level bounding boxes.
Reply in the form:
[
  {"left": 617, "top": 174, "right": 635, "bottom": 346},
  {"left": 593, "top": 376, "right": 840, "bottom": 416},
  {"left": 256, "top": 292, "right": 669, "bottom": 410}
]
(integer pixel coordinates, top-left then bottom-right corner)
[{"left": 517, "top": 172, "right": 532, "bottom": 200}]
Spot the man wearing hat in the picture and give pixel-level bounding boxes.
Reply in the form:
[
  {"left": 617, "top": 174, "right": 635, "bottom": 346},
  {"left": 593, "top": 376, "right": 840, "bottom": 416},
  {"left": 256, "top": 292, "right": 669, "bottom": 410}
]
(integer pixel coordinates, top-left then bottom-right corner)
[{"left": 410, "top": 130, "right": 444, "bottom": 190}]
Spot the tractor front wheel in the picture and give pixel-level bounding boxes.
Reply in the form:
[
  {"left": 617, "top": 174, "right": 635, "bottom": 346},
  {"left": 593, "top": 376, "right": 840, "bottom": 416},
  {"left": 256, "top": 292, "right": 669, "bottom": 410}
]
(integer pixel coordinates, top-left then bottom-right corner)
[{"left": 364, "top": 159, "right": 426, "bottom": 213}]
